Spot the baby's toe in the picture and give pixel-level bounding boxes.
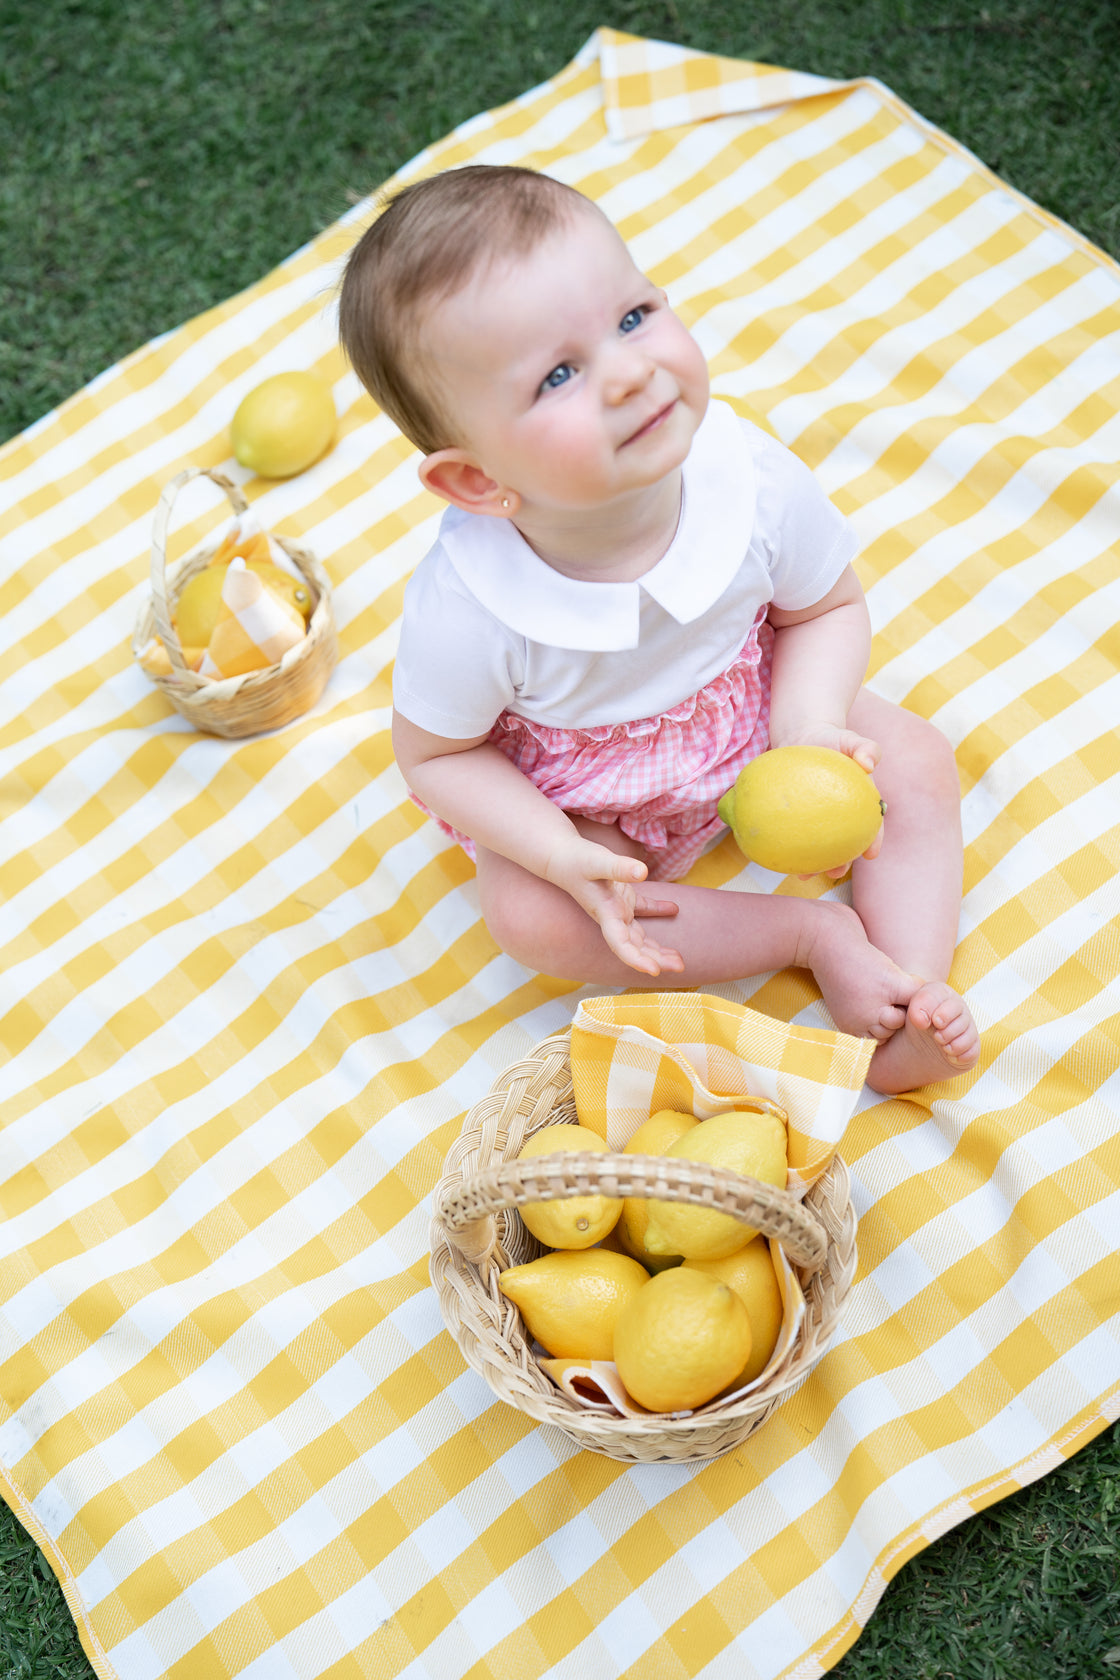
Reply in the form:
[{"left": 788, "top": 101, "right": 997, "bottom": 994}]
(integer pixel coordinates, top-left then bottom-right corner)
[
  {"left": 929, "top": 1000, "right": 980, "bottom": 1067},
  {"left": 944, "top": 1020, "right": 980, "bottom": 1067},
  {"left": 910, "top": 981, "right": 954, "bottom": 1027}
]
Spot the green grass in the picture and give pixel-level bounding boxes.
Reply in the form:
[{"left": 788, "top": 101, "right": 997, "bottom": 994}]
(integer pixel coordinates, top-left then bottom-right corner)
[
  {"left": 0, "top": 1502, "right": 96, "bottom": 1680},
  {"left": 1, "top": 0, "right": 1118, "bottom": 1675}
]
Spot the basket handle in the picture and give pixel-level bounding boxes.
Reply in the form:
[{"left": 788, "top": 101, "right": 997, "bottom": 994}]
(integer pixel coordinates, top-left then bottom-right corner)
[
  {"left": 150, "top": 467, "right": 249, "bottom": 672},
  {"left": 434, "top": 1151, "right": 828, "bottom": 1272}
]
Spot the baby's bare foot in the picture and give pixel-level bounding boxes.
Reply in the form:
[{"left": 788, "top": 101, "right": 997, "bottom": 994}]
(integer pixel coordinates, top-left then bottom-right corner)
[
  {"left": 801, "top": 903, "right": 921, "bottom": 1041},
  {"left": 867, "top": 980, "right": 981, "bottom": 1095}
]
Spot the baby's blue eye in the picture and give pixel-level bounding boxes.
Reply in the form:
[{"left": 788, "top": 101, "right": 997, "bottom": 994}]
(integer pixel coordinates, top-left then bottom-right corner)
[
  {"left": 541, "top": 363, "right": 574, "bottom": 391},
  {"left": 620, "top": 307, "right": 645, "bottom": 333}
]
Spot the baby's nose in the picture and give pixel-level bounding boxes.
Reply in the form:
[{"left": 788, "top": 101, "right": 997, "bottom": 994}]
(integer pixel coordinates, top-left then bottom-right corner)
[{"left": 603, "top": 343, "right": 654, "bottom": 400}]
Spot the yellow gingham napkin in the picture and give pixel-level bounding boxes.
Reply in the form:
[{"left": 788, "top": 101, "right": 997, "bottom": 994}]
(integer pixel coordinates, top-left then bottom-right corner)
[
  {"left": 196, "top": 557, "right": 305, "bottom": 679},
  {"left": 570, "top": 992, "right": 875, "bottom": 1193}
]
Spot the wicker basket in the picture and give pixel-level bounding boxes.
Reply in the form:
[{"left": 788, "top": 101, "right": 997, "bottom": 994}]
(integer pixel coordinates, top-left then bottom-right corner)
[
  {"left": 431, "top": 1030, "right": 857, "bottom": 1463},
  {"left": 132, "top": 466, "right": 337, "bottom": 738}
]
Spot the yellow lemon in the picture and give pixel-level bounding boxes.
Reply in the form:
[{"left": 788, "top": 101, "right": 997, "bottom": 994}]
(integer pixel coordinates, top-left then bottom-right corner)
[
  {"left": 498, "top": 1248, "right": 649, "bottom": 1360},
  {"left": 613, "top": 1267, "right": 751, "bottom": 1412},
  {"left": 173, "top": 565, "right": 229, "bottom": 648},
  {"left": 173, "top": 560, "right": 313, "bottom": 648},
  {"left": 615, "top": 1109, "right": 698, "bottom": 1272},
  {"left": 625, "top": 1109, "right": 698, "bottom": 1155},
  {"left": 517, "top": 1123, "right": 622, "bottom": 1249},
  {"left": 642, "top": 1109, "right": 788, "bottom": 1260},
  {"left": 717, "top": 745, "right": 885, "bottom": 876},
  {"left": 684, "top": 1237, "right": 784, "bottom": 1387},
  {"left": 246, "top": 561, "right": 313, "bottom": 622},
  {"left": 230, "top": 371, "right": 336, "bottom": 479}
]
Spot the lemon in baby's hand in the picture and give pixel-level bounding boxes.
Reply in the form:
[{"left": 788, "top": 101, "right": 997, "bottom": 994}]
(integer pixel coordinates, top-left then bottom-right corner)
[
  {"left": 718, "top": 745, "right": 884, "bottom": 876},
  {"left": 683, "top": 1237, "right": 784, "bottom": 1388},
  {"left": 517, "top": 1123, "right": 622, "bottom": 1249},
  {"left": 615, "top": 1109, "right": 697, "bottom": 1272},
  {"left": 230, "top": 371, "right": 336, "bottom": 479},
  {"left": 642, "top": 1109, "right": 788, "bottom": 1261},
  {"left": 498, "top": 1248, "right": 649, "bottom": 1360},
  {"left": 613, "top": 1266, "right": 751, "bottom": 1412}
]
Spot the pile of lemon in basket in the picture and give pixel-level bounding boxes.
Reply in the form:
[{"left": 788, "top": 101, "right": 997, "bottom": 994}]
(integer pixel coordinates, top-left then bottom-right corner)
[{"left": 499, "top": 1109, "right": 788, "bottom": 1414}]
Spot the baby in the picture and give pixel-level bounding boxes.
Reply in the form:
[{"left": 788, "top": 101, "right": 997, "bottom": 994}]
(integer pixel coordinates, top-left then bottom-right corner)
[{"left": 339, "top": 164, "right": 980, "bottom": 1095}]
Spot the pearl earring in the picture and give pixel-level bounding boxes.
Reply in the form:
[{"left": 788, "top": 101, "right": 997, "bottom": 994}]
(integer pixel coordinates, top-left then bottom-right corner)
[{"left": 501, "top": 497, "right": 512, "bottom": 510}]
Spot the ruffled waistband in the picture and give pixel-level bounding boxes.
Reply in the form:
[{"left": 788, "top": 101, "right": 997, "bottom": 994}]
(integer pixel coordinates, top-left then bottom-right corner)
[{"left": 493, "top": 618, "right": 770, "bottom": 749}]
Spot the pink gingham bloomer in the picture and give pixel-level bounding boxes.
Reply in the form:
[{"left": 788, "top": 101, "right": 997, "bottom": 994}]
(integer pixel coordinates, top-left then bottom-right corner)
[{"left": 421, "top": 610, "right": 773, "bottom": 881}]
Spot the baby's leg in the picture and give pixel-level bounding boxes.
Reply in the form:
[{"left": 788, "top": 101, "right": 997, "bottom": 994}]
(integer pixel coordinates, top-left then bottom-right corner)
[
  {"left": 847, "top": 690, "right": 980, "bottom": 1092},
  {"left": 475, "top": 818, "right": 918, "bottom": 1041}
]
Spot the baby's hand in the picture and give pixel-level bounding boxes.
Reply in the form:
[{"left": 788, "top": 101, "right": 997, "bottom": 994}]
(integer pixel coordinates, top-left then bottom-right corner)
[
  {"left": 545, "top": 837, "right": 684, "bottom": 977},
  {"left": 783, "top": 721, "right": 881, "bottom": 774}
]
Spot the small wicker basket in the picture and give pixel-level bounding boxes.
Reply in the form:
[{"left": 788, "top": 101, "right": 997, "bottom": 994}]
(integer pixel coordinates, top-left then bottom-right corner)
[
  {"left": 132, "top": 466, "right": 338, "bottom": 738},
  {"left": 431, "top": 1030, "right": 857, "bottom": 1463}
]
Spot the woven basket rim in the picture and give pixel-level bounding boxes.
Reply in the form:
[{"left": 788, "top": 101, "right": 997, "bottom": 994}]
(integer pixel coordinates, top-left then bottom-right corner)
[{"left": 435, "top": 1148, "right": 830, "bottom": 1271}]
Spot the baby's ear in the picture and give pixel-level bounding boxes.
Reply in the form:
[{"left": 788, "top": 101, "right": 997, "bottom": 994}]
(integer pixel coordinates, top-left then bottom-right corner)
[{"left": 419, "top": 450, "right": 516, "bottom": 517}]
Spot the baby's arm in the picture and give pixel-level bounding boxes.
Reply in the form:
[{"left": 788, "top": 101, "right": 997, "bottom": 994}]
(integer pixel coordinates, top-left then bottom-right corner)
[
  {"left": 392, "top": 713, "right": 684, "bottom": 976},
  {"left": 767, "top": 564, "right": 883, "bottom": 869},
  {"left": 767, "top": 564, "right": 876, "bottom": 760}
]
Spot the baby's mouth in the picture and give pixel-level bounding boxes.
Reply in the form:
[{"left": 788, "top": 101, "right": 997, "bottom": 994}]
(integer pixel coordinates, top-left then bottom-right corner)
[{"left": 622, "top": 400, "right": 676, "bottom": 446}]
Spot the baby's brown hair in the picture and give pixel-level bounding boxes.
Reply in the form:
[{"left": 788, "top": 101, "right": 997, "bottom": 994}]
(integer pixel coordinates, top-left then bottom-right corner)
[{"left": 338, "top": 165, "right": 590, "bottom": 455}]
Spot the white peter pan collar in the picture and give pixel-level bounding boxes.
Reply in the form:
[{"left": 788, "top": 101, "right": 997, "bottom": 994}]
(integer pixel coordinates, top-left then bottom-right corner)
[{"left": 436, "top": 399, "right": 757, "bottom": 651}]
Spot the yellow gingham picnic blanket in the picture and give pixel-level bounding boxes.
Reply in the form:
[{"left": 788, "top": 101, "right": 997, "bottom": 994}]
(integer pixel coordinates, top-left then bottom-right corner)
[{"left": 2, "top": 27, "right": 1118, "bottom": 1680}]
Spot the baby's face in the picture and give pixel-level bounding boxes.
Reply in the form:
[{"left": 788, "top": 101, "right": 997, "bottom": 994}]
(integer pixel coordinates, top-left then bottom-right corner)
[{"left": 422, "top": 206, "right": 709, "bottom": 515}]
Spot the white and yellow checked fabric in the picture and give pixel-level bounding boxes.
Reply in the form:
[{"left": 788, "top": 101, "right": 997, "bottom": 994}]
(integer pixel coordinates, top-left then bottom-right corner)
[
  {"left": 569, "top": 992, "right": 874, "bottom": 1191},
  {"left": 2, "top": 27, "right": 1118, "bottom": 1680}
]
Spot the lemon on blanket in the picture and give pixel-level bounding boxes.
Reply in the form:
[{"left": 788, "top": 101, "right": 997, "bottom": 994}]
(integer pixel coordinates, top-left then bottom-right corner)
[
  {"left": 174, "top": 561, "right": 312, "bottom": 648},
  {"left": 230, "top": 371, "right": 336, "bottom": 479},
  {"left": 615, "top": 1109, "right": 698, "bottom": 1272},
  {"left": 642, "top": 1110, "right": 788, "bottom": 1260},
  {"left": 498, "top": 1248, "right": 649, "bottom": 1360},
  {"left": 718, "top": 745, "right": 885, "bottom": 876},
  {"left": 684, "top": 1237, "right": 783, "bottom": 1388},
  {"left": 613, "top": 1267, "right": 751, "bottom": 1411},
  {"left": 517, "top": 1123, "right": 622, "bottom": 1249}
]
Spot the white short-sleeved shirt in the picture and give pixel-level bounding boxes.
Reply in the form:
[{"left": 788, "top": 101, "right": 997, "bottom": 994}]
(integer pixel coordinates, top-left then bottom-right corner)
[{"left": 393, "top": 400, "right": 858, "bottom": 737}]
